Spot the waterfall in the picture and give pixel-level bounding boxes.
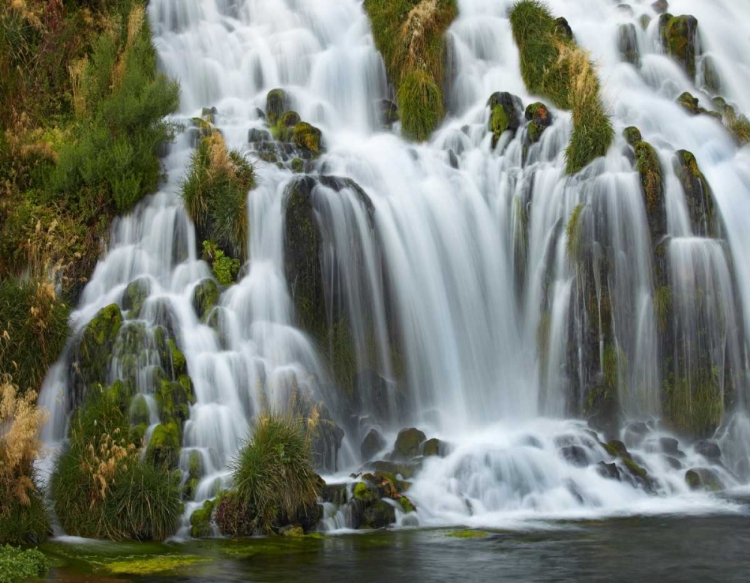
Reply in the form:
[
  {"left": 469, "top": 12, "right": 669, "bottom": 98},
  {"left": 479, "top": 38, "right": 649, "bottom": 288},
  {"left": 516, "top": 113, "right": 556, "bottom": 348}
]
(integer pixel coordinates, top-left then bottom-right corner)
[{"left": 40, "top": 0, "right": 750, "bottom": 530}]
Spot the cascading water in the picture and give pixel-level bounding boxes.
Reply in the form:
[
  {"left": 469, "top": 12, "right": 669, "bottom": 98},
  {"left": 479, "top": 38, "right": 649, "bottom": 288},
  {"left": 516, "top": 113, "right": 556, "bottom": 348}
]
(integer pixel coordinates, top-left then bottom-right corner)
[{"left": 40, "top": 0, "right": 750, "bottom": 534}]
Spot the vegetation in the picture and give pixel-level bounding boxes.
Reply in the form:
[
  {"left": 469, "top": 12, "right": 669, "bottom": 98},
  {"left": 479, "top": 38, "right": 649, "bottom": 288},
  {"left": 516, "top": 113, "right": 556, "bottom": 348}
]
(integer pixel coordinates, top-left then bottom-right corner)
[
  {"left": 565, "top": 204, "right": 585, "bottom": 264},
  {"left": 363, "top": 0, "right": 458, "bottom": 141},
  {"left": 51, "top": 387, "right": 181, "bottom": 541},
  {"left": 181, "top": 130, "right": 254, "bottom": 262},
  {"left": 0, "top": 0, "right": 179, "bottom": 298},
  {"left": 0, "top": 545, "right": 49, "bottom": 583},
  {"left": 231, "top": 415, "right": 321, "bottom": 533},
  {"left": 0, "top": 377, "right": 50, "bottom": 544},
  {"left": 106, "top": 554, "right": 212, "bottom": 575},
  {"left": 202, "top": 240, "right": 240, "bottom": 286},
  {"left": 0, "top": 279, "right": 69, "bottom": 396},
  {"left": 509, "top": 0, "right": 613, "bottom": 174},
  {"left": 664, "top": 367, "right": 723, "bottom": 438}
]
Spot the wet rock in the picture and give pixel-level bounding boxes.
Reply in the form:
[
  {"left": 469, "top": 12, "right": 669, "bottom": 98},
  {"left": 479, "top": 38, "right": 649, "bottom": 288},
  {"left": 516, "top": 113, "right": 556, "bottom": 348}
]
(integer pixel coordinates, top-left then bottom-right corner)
[
  {"left": 561, "top": 445, "right": 589, "bottom": 467},
  {"left": 291, "top": 157, "right": 304, "bottom": 173},
  {"left": 623, "top": 126, "right": 642, "bottom": 147},
  {"left": 321, "top": 482, "right": 348, "bottom": 506},
  {"left": 584, "top": 384, "right": 620, "bottom": 441},
  {"left": 422, "top": 438, "right": 444, "bottom": 457},
  {"left": 353, "top": 369, "right": 407, "bottom": 425},
  {"left": 520, "top": 435, "right": 544, "bottom": 449},
  {"left": 122, "top": 277, "right": 151, "bottom": 317},
  {"left": 639, "top": 14, "right": 652, "bottom": 30},
  {"left": 604, "top": 440, "right": 654, "bottom": 490},
  {"left": 266, "top": 88, "right": 289, "bottom": 124},
  {"left": 652, "top": 0, "right": 668, "bottom": 14},
  {"left": 448, "top": 149, "right": 459, "bottom": 169},
  {"left": 525, "top": 102, "right": 553, "bottom": 145},
  {"left": 674, "top": 150, "right": 718, "bottom": 238},
  {"left": 293, "top": 122, "right": 323, "bottom": 153},
  {"left": 372, "top": 460, "right": 420, "bottom": 480},
  {"left": 378, "top": 99, "right": 399, "bottom": 127},
  {"left": 597, "top": 461, "right": 622, "bottom": 481},
  {"left": 248, "top": 127, "right": 271, "bottom": 143},
  {"left": 129, "top": 395, "right": 151, "bottom": 426},
  {"left": 616, "top": 4, "right": 634, "bottom": 17},
  {"left": 701, "top": 56, "right": 722, "bottom": 94},
  {"left": 192, "top": 278, "right": 220, "bottom": 321},
  {"left": 663, "top": 455, "right": 683, "bottom": 470},
  {"left": 660, "top": 14, "right": 699, "bottom": 79},
  {"left": 695, "top": 440, "right": 721, "bottom": 461},
  {"left": 659, "top": 437, "right": 685, "bottom": 458},
  {"left": 190, "top": 499, "right": 215, "bottom": 538},
  {"left": 624, "top": 421, "right": 650, "bottom": 448},
  {"left": 352, "top": 498, "right": 396, "bottom": 529},
  {"left": 618, "top": 23, "right": 640, "bottom": 66},
  {"left": 685, "top": 467, "right": 724, "bottom": 491},
  {"left": 488, "top": 92, "right": 524, "bottom": 147},
  {"left": 392, "top": 428, "right": 427, "bottom": 460},
  {"left": 146, "top": 420, "right": 181, "bottom": 468},
  {"left": 361, "top": 428, "right": 387, "bottom": 462},
  {"left": 156, "top": 375, "right": 195, "bottom": 425},
  {"left": 676, "top": 92, "right": 720, "bottom": 120},
  {"left": 555, "top": 17, "right": 573, "bottom": 40},
  {"left": 633, "top": 140, "right": 666, "bottom": 244}
]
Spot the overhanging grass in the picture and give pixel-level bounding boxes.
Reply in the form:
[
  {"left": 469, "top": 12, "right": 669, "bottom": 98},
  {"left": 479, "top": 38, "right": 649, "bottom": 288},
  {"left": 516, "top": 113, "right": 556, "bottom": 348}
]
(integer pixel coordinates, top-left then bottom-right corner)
[
  {"left": 510, "top": 1, "right": 613, "bottom": 174},
  {"left": 364, "top": 0, "right": 457, "bottom": 141}
]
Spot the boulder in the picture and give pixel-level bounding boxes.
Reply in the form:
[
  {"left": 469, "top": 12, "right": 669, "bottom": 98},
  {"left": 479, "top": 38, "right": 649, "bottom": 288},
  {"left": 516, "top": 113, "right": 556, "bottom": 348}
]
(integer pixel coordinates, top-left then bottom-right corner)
[
  {"left": 392, "top": 428, "right": 426, "bottom": 460},
  {"left": 659, "top": 437, "right": 685, "bottom": 458},
  {"left": 618, "top": 23, "right": 640, "bottom": 66},
  {"left": 146, "top": 420, "right": 181, "bottom": 468},
  {"left": 555, "top": 17, "right": 573, "bottom": 40},
  {"left": 660, "top": 14, "right": 699, "bottom": 79},
  {"left": 422, "top": 438, "right": 444, "bottom": 457},
  {"left": 674, "top": 150, "right": 718, "bottom": 237},
  {"left": 685, "top": 467, "right": 724, "bottom": 491},
  {"left": 695, "top": 440, "right": 721, "bottom": 461},
  {"left": 561, "top": 445, "right": 589, "bottom": 467},
  {"left": 192, "top": 278, "right": 220, "bottom": 321},
  {"left": 293, "top": 122, "right": 323, "bottom": 153},
  {"left": 525, "top": 102, "right": 553, "bottom": 145},
  {"left": 248, "top": 127, "right": 271, "bottom": 143},
  {"left": 361, "top": 428, "right": 387, "bottom": 462},
  {"left": 122, "top": 277, "right": 150, "bottom": 317},
  {"left": 190, "top": 499, "right": 215, "bottom": 538},
  {"left": 623, "top": 126, "right": 642, "bottom": 147},
  {"left": 266, "top": 88, "right": 289, "bottom": 124},
  {"left": 652, "top": 0, "right": 668, "bottom": 14},
  {"left": 596, "top": 461, "right": 622, "bottom": 481},
  {"left": 488, "top": 92, "right": 524, "bottom": 147}
]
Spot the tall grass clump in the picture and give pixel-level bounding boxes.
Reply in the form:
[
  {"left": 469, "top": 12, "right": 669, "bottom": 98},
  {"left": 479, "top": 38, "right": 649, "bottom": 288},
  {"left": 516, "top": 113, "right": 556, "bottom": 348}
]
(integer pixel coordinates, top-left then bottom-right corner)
[
  {"left": 230, "top": 415, "right": 320, "bottom": 533},
  {"left": 182, "top": 131, "right": 254, "bottom": 261},
  {"left": 0, "top": 376, "right": 50, "bottom": 544},
  {"left": 49, "top": 4, "right": 179, "bottom": 217},
  {"left": 509, "top": 0, "right": 613, "bottom": 174},
  {"left": 364, "top": 0, "right": 458, "bottom": 141},
  {"left": 0, "top": 279, "right": 69, "bottom": 396},
  {"left": 51, "top": 388, "right": 180, "bottom": 541}
]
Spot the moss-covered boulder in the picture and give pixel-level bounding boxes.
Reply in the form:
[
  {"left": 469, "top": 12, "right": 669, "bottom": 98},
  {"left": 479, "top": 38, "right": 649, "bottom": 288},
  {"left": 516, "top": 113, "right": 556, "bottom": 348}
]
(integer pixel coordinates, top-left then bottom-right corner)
[
  {"left": 618, "top": 23, "right": 640, "bottom": 66},
  {"left": 122, "top": 277, "right": 151, "bottom": 317},
  {"left": 192, "top": 278, "right": 219, "bottom": 321},
  {"left": 488, "top": 92, "right": 523, "bottom": 147},
  {"left": 291, "top": 157, "right": 304, "bottom": 173},
  {"left": 70, "top": 303, "right": 123, "bottom": 408},
  {"left": 676, "top": 92, "right": 721, "bottom": 120},
  {"left": 156, "top": 376, "right": 195, "bottom": 425},
  {"left": 660, "top": 14, "right": 699, "bottom": 79},
  {"left": 392, "top": 428, "right": 426, "bottom": 460},
  {"left": 190, "top": 499, "right": 215, "bottom": 538},
  {"left": 372, "top": 459, "right": 420, "bottom": 480},
  {"left": 624, "top": 126, "right": 642, "bottom": 147},
  {"left": 674, "top": 150, "right": 718, "bottom": 237},
  {"left": 266, "top": 89, "right": 289, "bottom": 124},
  {"left": 129, "top": 394, "right": 151, "bottom": 426},
  {"left": 685, "top": 468, "right": 723, "bottom": 491},
  {"left": 633, "top": 139, "right": 666, "bottom": 244},
  {"left": 292, "top": 122, "right": 322, "bottom": 154},
  {"left": 525, "top": 102, "right": 553, "bottom": 145},
  {"left": 146, "top": 420, "right": 181, "bottom": 469},
  {"left": 652, "top": 0, "right": 668, "bottom": 14},
  {"left": 361, "top": 428, "right": 387, "bottom": 462}
]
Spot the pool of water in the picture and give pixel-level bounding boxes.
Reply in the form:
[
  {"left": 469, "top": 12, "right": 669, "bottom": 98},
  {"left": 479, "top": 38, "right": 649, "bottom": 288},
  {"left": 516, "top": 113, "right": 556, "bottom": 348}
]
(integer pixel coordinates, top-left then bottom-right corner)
[{"left": 41, "top": 494, "right": 750, "bottom": 582}]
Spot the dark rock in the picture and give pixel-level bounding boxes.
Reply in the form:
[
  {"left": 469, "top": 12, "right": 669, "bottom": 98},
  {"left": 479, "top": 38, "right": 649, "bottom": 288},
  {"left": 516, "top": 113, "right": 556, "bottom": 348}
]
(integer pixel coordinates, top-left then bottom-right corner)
[
  {"left": 686, "top": 467, "right": 724, "bottom": 491},
  {"left": 525, "top": 102, "right": 553, "bottom": 145},
  {"left": 392, "top": 428, "right": 427, "bottom": 460},
  {"left": 585, "top": 384, "right": 620, "bottom": 441},
  {"left": 266, "top": 88, "right": 289, "bottom": 123},
  {"left": 448, "top": 149, "right": 459, "bottom": 169},
  {"left": 561, "top": 445, "right": 589, "bottom": 467},
  {"left": 597, "top": 461, "right": 622, "bottom": 481},
  {"left": 192, "top": 278, "right": 220, "bottom": 321},
  {"left": 248, "top": 127, "right": 271, "bottom": 143},
  {"left": 663, "top": 455, "right": 683, "bottom": 470},
  {"left": 520, "top": 435, "right": 544, "bottom": 449},
  {"left": 701, "top": 56, "right": 722, "bottom": 94},
  {"left": 487, "top": 92, "right": 524, "bottom": 147},
  {"left": 422, "top": 438, "right": 445, "bottom": 457},
  {"left": 674, "top": 149, "right": 719, "bottom": 238},
  {"left": 353, "top": 369, "right": 407, "bottom": 425},
  {"left": 361, "top": 428, "right": 387, "bottom": 462},
  {"left": 616, "top": 4, "right": 634, "bottom": 16},
  {"left": 555, "top": 17, "right": 573, "bottom": 40},
  {"left": 659, "top": 437, "right": 685, "bottom": 457},
  {"left": 378, "top": 99, "right": 399, "bottom": 127},
  {"left": 624, "top": 421, "right": 650, "bottom": 447},
  {"left": 321, "top": 482, "right": 348, "bottom": 506},
  {"left": 372, "top": 460, "right": 420, "bottom": 480},
  {"left": 618, "top": 23, "right": 640, "bottom": 66},
  {"left": 652, "top": 0, "right": 668, "bottom": 14},
  {"left": 695, "top": 440, "right": 721, "bottom": 461}
]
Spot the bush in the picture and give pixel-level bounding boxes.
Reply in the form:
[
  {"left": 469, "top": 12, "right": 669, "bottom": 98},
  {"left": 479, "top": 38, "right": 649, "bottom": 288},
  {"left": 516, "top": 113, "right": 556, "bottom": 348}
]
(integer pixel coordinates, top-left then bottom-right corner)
[
  {"left": 0, "top": 378, "right": 50, "bottom": 544},
  {"left": 0, "top": 545, "right": 49, "bottom": 583},
  {"left": 0, "top": 279, "right": 69, "bottom": 395},
  {"left": 51, "top": 388, "right": 181, "bottom": 541},
  {"left": 510, "top": 0, "right": 613, "bottom": 174},
  {"left": 364, "top": 0, "right": 457, "bottom": 141},
  {"left": 231, "top": 415, "right": 320, "bottom": 533},
  {"left": 182, "top": 132, "right": 254, "bottom": 260}
]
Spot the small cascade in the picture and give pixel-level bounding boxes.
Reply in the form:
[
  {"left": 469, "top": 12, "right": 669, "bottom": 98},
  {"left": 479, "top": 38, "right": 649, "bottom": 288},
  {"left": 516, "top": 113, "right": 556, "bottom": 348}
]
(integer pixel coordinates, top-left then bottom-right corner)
[{"left": 39, "top": 0, "right": 750, "bottom": 534}]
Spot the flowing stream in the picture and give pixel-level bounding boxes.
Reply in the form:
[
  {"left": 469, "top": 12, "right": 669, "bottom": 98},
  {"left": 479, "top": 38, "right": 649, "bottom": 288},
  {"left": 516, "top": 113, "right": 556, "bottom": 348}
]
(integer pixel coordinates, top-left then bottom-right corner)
[{"left": 40, "top": 0, "right": 750, "bottom": 532}]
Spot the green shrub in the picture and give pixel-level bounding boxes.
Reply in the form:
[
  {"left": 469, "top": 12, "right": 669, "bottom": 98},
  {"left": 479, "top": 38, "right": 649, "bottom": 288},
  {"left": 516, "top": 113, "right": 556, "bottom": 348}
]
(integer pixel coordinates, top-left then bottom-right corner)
[
  {"left": 364, "top": 0, "right": 457, "bottom": 141},
  {"left": 51, "top": 388, "right": 181, "bottom": 541},
  {"left": 202, "top": 240, "right": 240, "bottom": 286},
  {"left": 0, "top": 279, "right": 69, "bottom": 395},
  {"left": 182, "top": 133, "right": 254, "bottom": 260},
  {"left": 510, "top": 0, "right": 613, "bottom": 173},
  {"left": 0, "top": 545, "right": 49, "bottom": 583},
  {"left": 231, "top": 415, "right": 320, "bottom": 533}
]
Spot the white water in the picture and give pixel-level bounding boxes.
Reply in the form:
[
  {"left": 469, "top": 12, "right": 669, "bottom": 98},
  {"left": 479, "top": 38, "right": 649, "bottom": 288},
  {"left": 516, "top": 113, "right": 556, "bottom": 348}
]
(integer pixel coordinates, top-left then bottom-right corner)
[{"left": 40, "top": 0, "right": 750, "bottom": 532}]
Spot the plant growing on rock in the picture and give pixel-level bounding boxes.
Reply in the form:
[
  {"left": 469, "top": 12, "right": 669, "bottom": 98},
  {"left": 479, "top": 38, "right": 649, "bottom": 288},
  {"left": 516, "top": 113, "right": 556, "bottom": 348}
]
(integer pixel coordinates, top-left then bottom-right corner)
[
  {"left": 231, "top": 415, "right": 321, "bottom": 533},
  {"left": 0, "top": 376, "right": 50, "bottom": 544},
  {"left": 510, "top": 0, "right": 613, "bottom": 174},
  {"left": 364, "top": 0, "right": 458, "bottom": 141}
]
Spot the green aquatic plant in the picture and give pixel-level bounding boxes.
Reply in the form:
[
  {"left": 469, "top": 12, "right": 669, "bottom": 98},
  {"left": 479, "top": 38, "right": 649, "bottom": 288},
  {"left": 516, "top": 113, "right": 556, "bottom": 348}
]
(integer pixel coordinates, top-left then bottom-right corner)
[
  {"left": 0, "top": 545, "right": 49, "bottom": 583},
  {"left": 106, "top": 554, "right": 211, "bottom": 575}
]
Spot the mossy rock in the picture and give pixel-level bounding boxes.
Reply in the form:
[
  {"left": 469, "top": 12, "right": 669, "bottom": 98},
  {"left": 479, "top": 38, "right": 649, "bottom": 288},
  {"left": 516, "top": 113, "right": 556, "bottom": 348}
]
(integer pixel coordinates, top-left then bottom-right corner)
[
  {"left": 275, "top": 111, "right": 302, "bottom": 142},
  {"left": 633, "top": 140, "right": 666, "bottom": 243},
  {"left": 525, "top": 102, "right": 553, "bottom": 146},
  {"left": 372, "top": 460, "right": 420, "bottom": 480},
  {"left": 618, "top": 23, "right": 640, "bottom": 66},
  {"left": 292, "top": 122, "right": 322, "bottom": 154},
  {"left": 398, "top": 495, "right": 416, "bottom": 513},
  {"left": 353, "top": 481, "right": 378, "bottom": 503},
  {"left": 130, "top": 422, "right": 148, "bottom": 446},
  {"left": 192, "top": 278, "right": 220, "bottom": 321},
  {"left": 623, "top": 126, "right": 642, "bottom": 147},
  {"left": 71, "top": 303, "right": 123, "bottom": 408},
  {"left": 392, "top": 428, "right": 426, "bottom": 460},
  {"left": 147, "top": 421, "right": 181, "bottom": 468},
  {"left": 291, "top": 157, "right": 304, "bottom": 173},
  {"left": 488, "top": 92, "right": 523, "bottom": 147},
  {"left": 190, "top": 499, "right": 215, "bottom": 538},
  {"left": 674, "top": 150, "right": 718, "bottom": 237},
  {"left": 122, "top": 277, "right": 151, "bottom": 317},
  {"left": 358, "top": 499, "right": 396, "bottom": 529},
  {"left": 189, "top": 450, "right": 204, "bottom": 480},
  {"left": 156, "top": 376, "right": 195, "bottom": 425},
  {"left": 701, "top": 56, "right": 722, "bottom": 94},
  {"left": 676, "top": 92, "right": 720, "bottom": 120},
  {"left": 266, "top": 89, "right": 289, "bottom": 124},
  {"left": 685, "top": 468, "right": 723, "bottom": 491},
  {"left": 584, "top": 384, "right": 620, "bottom": 440},
  {"left": 421, "top": 438, "right": 442, "bottom": 457},
  {"left": 361, "top": 428, "right": 387, "bottom": 462},
  {"left": 660, "top": 14, "right": 699, "bottom": 79},
  {"left": 129, "top": 394, "right": 151, "bottom": 426}
]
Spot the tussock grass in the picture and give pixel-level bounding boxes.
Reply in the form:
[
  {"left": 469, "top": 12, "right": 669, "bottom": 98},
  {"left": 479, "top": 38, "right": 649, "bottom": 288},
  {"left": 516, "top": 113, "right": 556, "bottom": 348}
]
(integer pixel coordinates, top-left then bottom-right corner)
[
  {"left": 231, "top": 415, "right": 320, "bottom": 533},
  {"left": 510, "top": 1, "right": 613, "bottom": 174},
  {"left": 364, "top": 0, "right": 457, "bottom": 141}
]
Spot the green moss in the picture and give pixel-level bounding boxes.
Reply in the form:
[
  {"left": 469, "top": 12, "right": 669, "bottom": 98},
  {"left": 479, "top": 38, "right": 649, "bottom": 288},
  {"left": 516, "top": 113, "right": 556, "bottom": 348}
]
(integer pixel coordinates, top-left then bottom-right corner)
[
  {"left": 147, "top": 420, "right": 181, "bottom": 469},
  {"left": 123, "top": 277, "right": 150, "bottom": 317},
  {"left": 623, "top": 126, "right": 642, "bottom": 147},
  {"left": 106, "top": 555, "right": 211, "bottom": 575},
  {"left": 510, "top": 1, "right": 613, "bottom": 174},
  {"left": 353, "top": 481, "right": 374, "bottom": 502},
  {"left": 292, "top": 122, "right": 323, "bottom": 153},
  {"left": 291, "top": 157, "right": 304, "bottom": 173},
  {"left": 363, "top": 0, "right": 458, "bottom": 141},
  {"left": 660, "top": 14, "right": 698, "bottom": 79},
  {"left": 202, "top": 240, "right": 240, "bottom": 286},
  {"left": 266, "top": 89, "right": 288, "bottom": 124},
  {"left": 602, "top": 343, "right": 618, "bottom": 390},
  {"left": 446, "top": 530, "right": 487, "bottom": 539},
  {"left": 634, "top": 142, "right": 663, "bottom": 216},
  {"left": 674, "top": 150, "right": 717, "bottom": 238},
  {"left": 654, "top": 286, "right": 671, "bottom": 333},
  {"left": 398, "top": 496, "right": 416, "bottom": 513},
  {"left": 664, "top": 366, "right": 723, "bottom": 438},
  {"left": 422, "top": 438, "right": 441, "bottom": 457},
  {"left": 192, "top": 277, "right": 220, "bottom": 320},
  {"left": 565, "top": 204, "right": 584, "bottom": 264},
  {"left": 0, "top": 545, "right": 49, "bottom": 583},
  {"left": 490, "top": 105, "right": 509, "bottom": 144},
  {"left": 685, "top": 469, "right": 701, "bottom": 490},
  {"left": 190, "top": 499, "right": 215, "bottom": 538},
  {"left": 393, "top": 427, "right": 426, "bottom": 460}
]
